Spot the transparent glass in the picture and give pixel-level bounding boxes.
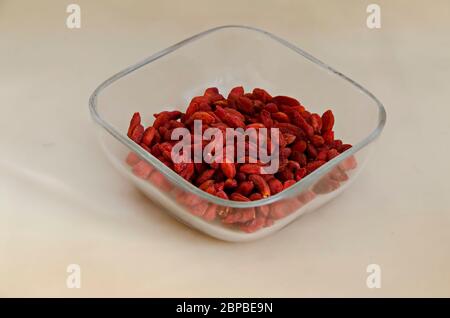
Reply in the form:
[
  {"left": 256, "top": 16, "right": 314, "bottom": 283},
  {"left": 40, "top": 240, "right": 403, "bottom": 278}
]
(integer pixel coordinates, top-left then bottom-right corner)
[{"left": 89, "top": 25, "right": 386, "bottom": 241}]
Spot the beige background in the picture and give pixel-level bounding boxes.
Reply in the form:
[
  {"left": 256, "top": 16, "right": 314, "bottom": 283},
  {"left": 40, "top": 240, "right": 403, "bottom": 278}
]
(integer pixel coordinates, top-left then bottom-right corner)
[{"left": 1, "top": 0, "right": 449, "bottom": 297}]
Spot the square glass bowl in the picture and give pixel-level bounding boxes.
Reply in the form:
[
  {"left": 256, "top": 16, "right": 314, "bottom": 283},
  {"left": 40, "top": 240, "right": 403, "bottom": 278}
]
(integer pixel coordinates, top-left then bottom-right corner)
[{"left": 89, "top": 25, "right": 386, "bottom": 241}]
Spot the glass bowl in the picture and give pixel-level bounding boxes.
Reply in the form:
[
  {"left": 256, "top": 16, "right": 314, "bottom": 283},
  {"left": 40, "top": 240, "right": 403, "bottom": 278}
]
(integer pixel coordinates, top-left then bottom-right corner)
[{"left": 89, "top": 25, "right": 386, "bottom": 241}]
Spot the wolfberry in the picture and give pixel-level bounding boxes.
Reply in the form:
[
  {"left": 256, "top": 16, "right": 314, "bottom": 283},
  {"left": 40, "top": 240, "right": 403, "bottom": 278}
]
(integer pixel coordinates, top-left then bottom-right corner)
[
  {"left": 127, "top": 112, "right": 141, "bottom": 138},
  {"left": 321, "top": 110, "right": 335, "bottom": 133},
  {"left": 125, "top": 87, "right": 354, "bottom": 232}
]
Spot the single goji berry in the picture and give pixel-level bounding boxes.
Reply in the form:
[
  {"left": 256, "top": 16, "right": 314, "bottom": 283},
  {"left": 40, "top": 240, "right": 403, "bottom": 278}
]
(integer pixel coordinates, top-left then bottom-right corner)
[
  {"left": 271, "top": 95, "right": 300, "bottom": 107},
  {"left": 127, "top": 112, "right": 141, "bottom": 137},
  {"left": 249, "top": 174, "right": 270, "bottom": 198},
  {"left": 321, "top": 110, "right": 335, "bottom": 133}
]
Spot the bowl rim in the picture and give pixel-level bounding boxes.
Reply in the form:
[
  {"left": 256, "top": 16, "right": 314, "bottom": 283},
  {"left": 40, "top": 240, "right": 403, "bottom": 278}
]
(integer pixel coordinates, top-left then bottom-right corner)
[{"left": 88, "top": 25, "right": 387, "bottom": 208}]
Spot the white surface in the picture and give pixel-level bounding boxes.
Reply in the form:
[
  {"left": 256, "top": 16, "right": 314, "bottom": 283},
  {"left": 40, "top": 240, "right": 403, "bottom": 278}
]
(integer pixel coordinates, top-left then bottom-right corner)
[{"left": 1, "top": 0, "right": 450, "bottom": 296}]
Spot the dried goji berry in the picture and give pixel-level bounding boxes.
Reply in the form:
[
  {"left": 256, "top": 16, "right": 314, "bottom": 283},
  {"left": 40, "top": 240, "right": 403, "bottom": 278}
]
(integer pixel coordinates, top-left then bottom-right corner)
[
  {"left": 220, "top": 162, "right": 236, "bottom": 179},
  {"left": 249, "top": 174, "right": 270, "bottom": 198},
  {"left": 127, "top": 112, "right": 141, "bottom": 137},
  {"left": 230, "top": 192, "right": 251, "bottom": 202},
  {"left": 268, "top": 178, "right": 283, "bottom": 195},
  {"left": 321, "top": 110, "right": 335, "bottom": 133},
  {"left": 271, "top": 95, "right": 300, "bottom": 107},
  {"left": 130, "top": 124, "right": 144, "bottom": 143},
  {"left": 236, "top": 180, "right": 254, "bottom": 196},
  {"left": 125, "top": 87, "right": 354, "bottom": 233}
]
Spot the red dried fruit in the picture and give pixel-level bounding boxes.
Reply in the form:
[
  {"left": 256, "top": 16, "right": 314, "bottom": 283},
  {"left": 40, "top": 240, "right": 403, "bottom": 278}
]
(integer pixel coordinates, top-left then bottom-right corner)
[
  {"left": 321, "top": 110, "right": 335, "bottom": 133},
  {"left": 153, "top": 112, "right": 170, "bottom": 130},
  {"left": 141, "top": 126, "right": 156, "bottom": 146},
  {"left": 214, "top": 181, "right": 225, "bottom": 191},
  {"left": 300, "top": 110, "right": 311, "bottom": 120},
  {"left": 256, "top": 204, "right": 270, "bottom": 217},
  {"left": 221, "top": 211, "right": 240, "bottom": 224},
  {"left": 230, "top": 192, "right": 251, "bottom": 202},
  {"left": 215, "top": 190, "right": 229, "bottom": 200},
  {"left": 132, "top": 160, "right": 153, "bottom": 179},
  {"left": 176, "top": 191, "right": 203, "bottom": 207},
  {"left": 283, "top": 133, "right": 296, "bottom": 145},
  {"left": 187, "top": 202, "right": 208, "bottom": 216},
  {"left": 140, "top": 143, "right": 151, "bottom": 153},
  {"left": 225, "top": 107, "right": 246, "bottom": 121},
  {"left": 288, "top": 160, "right": 302, "bottom": 172},
  {"left": 126, "top": 152, "right": 140, "bottom": 166},
  {"left": 329, "top": 167, "right": 349, "bottom": 182},
  {"left": 332, "top": 139, "right": 343, "bottom": 151},
  {"left": 249, "top": 193, "right": 263, "bottom": 201},
  {"left": 128, "top": 123, "right": 144, "bottom": 144},
  {"left": 277, "top": 169, "right": 294, "bottom": 182},
  {"left": 199, "top": 179, "right": 215, "bottom": 191},
  {"left": 297, "top": 190, "right": 316, "bottom": 205},
  {"left": 148, "top": 171, "right": 172, "bottom": 192},
  {"left": 291, "top": 140, "right": 307, "bottom": 153},
  {"left": 154, "top": 110, "right": 183, "bottom": 121},
  {"left": 239, "top": 163, "right": 262, "bottom": 174},
  {"left": 306, "top": 160, "right": 326, "bottom": 173},
  {"left": 264, "top": 103, "right": 279, "bottom": 113},
  {"left": 224, "top": 178, "right": 238, "bottom": 189},
  {"left": 260, "top": 109, "right": 273, "bottom": 128},
  {"left": 271, "top": 95, "right": 300, "bottom": 107},
  {"left": 340, "top": 144, "right": 352, "bottom": 152},
  {"left": 159, "top": 142, "right": 173, "bottom": 161},
  {"left": 220, "top": 162, "right": 236, "bottom": 179},
  {"left": 283, "top": 180, "right": 296, "bottom": 189},
  {"left": 215, "top": 106, "right": 245, "bottom": 128},
  {"left": 239, "top": 207, "right": 256, "bottom": 223},
  {"left": 203, "top": 204, "right": 217, "bottom": 221},
  {"left": 127, "top": 112, "right": 141, "bottom": 137},
  {"left": 269, "top": 202, "right": 286, "bottom": 219},
  {"left": 322, "top": 130, "right": 334, "bottom": 145},
  {"left": 246, "top": 123, "right": 265, "bottom": 129},
  {"left": 271, "top": 112, "right": 290, "bottom": 123},
  {"left": 181, "top": 163, "right": 195, "bottom": 181},
  {"left": 240, "top": 216, "right": 265, "bottom": 233},
  {"left": 327, "top": 148, "right": 340, "bottom": 161},
  {"left": 236, "top": 96, "right": 255, "bottom": 114},
  {"left": 274, "top": 122, "right": 305, "bottom": 139},
  {"left": 295, "top": 168, "right": 307, "bottom": 181},
  {"left": 236, "top": 180, "right": 255, "bottom": 196},
  {"left": 249, "top": 174, "right": 270, "bottom": 198},
  {"left": 339, "top": 155, "right": 357, "bottom": 171},
  {"left": 268, "top": 178, "right": 283, "bottom": 195},
  {"left": 252, "top": 88, "right": 272, "bottom": 103},
  {"left": 204, "top": 87, "right": 219, "bottom": 96},
  {"left": 313, "top": 176, "right": 340, "bottom": 194},
  {"left": 311, "top": 135, "right": 325, "bottom": 147},
  {"left": 317, "top": 150, "right": 328, "bottom": 161},
  {"left": 306, "top": 143, "right": 318, "bottom": 159},
  {"left": 195, "top": 169, "right": 216, "bottom": 185},
  {"left": 279, "top": 104, "right": 304, "bottom": 114},
  {"left": 228, "top": 86, "right": 244, "bottom": 100},
  {"left": 235, "top": 172, "right": 247, "bottom": 182},
  {"left": 185, "top": 111, "right": 216, "bottom": 125},
  {"left": 310, "top": 114, "right": 322, "bottom": 133},
  {"left": 290, "top": 151, "right": 307, "bottom": 166},
  {"left": 295, "top": 113, "right": 314, "bottom": 137}
]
